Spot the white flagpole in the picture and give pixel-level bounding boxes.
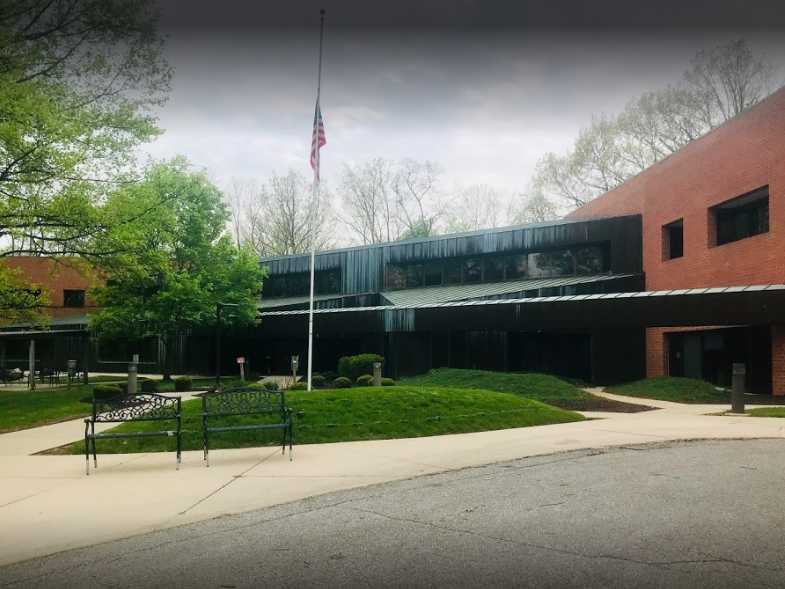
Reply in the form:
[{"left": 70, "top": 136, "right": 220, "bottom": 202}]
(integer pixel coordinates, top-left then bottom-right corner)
[{"left": 307, "top": 9, "right": 325, "bottom": 392}]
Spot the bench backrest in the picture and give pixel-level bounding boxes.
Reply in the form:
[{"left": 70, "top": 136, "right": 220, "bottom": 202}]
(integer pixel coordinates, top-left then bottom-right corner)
[
  {"left": 92, "top": 393, "right": 181, "bottom": 423},
  {"left": 202, "top": 386, "right": 287, "bottom": 418}
]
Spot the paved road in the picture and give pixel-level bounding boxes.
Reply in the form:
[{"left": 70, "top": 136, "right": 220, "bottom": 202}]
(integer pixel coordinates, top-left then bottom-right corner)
[{"left": 2, "top": 439, "right": 784, "bottom": 589}]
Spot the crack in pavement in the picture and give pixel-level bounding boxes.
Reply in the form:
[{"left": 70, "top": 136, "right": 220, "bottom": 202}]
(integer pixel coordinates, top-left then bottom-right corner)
[
  {"left": 344, "top": 506, "right": 785, "bottom": 575},
  {"left": 0, "top": 490, "right": 393, "bottom": 588},
  {"left": 175, "top": 450, "right": 280, "bottom": 517}
]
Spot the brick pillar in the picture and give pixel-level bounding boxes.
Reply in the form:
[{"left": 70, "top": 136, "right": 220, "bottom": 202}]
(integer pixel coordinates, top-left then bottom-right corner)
[
  {"left": 646, "top": 328, "right": 667, "bottom": 378},
  {"left": 772, "top": 324, "right": 785, "bottom": 396}
]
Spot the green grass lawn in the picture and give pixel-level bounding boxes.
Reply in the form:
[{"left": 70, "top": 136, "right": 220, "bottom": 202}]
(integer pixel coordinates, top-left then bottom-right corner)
[
  {"left": 607, "top": 376, "right": 730, "bottom": 403},
  {"left": 747, "top": 407, "right": 785, "bottom": 418},
  {"left": 0, "top": 376, "right": 249, "bottom": 434},
  {"left": 51, "top": 385, "right": 584, "bottom": 454},
  {"left": 0, "top": 384, "right": 94, "bottom": 433},
  {"left": 403, "top": 368, "right": 645, "bottom": 412}
]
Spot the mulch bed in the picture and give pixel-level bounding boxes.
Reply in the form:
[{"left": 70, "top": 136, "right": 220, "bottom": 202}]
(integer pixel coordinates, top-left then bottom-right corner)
[{"left": 551, "top": 395, "right": 656, "bottom": 413}]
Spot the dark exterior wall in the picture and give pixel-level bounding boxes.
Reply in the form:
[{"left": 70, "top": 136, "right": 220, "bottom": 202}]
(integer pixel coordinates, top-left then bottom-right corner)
[
  {"left": 261, "top": 215, "right": 643, "bottom": 297},
  {"left": 591, "top": 328, "right": 646, "bottom": 385}
]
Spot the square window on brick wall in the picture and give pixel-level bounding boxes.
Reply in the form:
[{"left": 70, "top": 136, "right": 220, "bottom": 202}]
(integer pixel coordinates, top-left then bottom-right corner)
[
  {"left": 663, "top": 219, "right": 684, "bottom": 260},
  {"left": 63, "top": 289, "right": 85, "bottom": 308},
  {"left": 709, "top": 186, "right": 769, "bottom": 247}
]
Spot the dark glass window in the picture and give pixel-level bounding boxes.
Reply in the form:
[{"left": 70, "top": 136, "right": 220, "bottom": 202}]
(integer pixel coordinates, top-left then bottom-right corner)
[
  {"left": 444, "top": 259, "right": 462, "bottom": 285},
  {"left": 315, "top": 269, "right": 341, "bottom": 295},
  {"left": 405, "top": 264, "right": 423, "bottom": 288},
  {"left": 463, "top": 258, "right": 482, "bottom": 283},
  {"left": 484, "top": 257, "right": 504, "bottom": 282},
  {"left": 505, "top": 254, "right": 527, "bottom": 280},
  {"left": 63, "top": 289, "right": 85, "bottom": 308},
  {"left": 385, "top": 265, "right": 406, "bottom": 290},
  {"left": 288, "top": 273, "right": 309, "bottom": 296},
  {"left": 574, "top": 245, "right": 608, "bottom": 273},
  {"left": 663, "top": 220, "right": 684, "bottom": 260},
  {"left": 424, "top": 262, "right": 442, "bottom": 286},
  {"left": 712, "top": 187, "right": 769, "bottom": 246},
  {"left": 265, "top": 276, "right": 285, "bottom": 297},
  {"left": 528, "top": 251, "right": 574, "bottom": 278}
]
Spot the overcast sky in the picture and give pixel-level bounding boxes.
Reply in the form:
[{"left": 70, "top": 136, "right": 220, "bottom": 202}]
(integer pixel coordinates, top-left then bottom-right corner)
[{"left": 143, "top": 1, "right": 785, "bottom": 204}]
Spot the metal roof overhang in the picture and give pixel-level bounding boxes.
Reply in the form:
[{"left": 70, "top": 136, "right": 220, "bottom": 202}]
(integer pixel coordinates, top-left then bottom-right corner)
[{"left": 256, "top": 284, "right": 785, "bottom": 336}]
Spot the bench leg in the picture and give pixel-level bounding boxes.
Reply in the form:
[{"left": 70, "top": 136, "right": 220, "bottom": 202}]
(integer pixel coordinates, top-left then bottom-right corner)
[
  {"left": 84, "top": 424, "right": 90, "bottom": 476},
  {"left": 176, "top": 429, "right": 182, "bottom": 471},
  {"left": 91, "top": 423, "right": 97, "bottom": 469},
  {"left": 202, "top": 415, "right": 209, "bottom": 467},
  {"left": 289, "top": 424, "right": 294, "bottom": 462}
]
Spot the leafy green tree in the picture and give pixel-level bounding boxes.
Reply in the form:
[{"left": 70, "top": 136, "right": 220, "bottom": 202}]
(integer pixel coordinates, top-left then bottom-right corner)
[
  {"left": 533, "top": 38, "right": 777, "bottom": 211},
  {"left": 0, "top": 0, "right": 171, "bottom": 257},
  {"left": 0, "top": 264, "right": 48, "bottom": 326},
  {"left": 91, "top": 160, "right": 264, "bottom": 380}
]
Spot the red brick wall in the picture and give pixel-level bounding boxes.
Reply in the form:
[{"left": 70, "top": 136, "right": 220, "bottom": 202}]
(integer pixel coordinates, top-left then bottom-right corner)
[
  {"left": 569, "top": 87, "right": 785, "bottom": 390},
  {"left": 646, "top": 328, "right": 667, "bottom": 378},
  {"left": 2, "top": 257, "right": 99, "bottom": 319},
  {"left": 773, "top": 324, "right": 785, "bottom": 396}
]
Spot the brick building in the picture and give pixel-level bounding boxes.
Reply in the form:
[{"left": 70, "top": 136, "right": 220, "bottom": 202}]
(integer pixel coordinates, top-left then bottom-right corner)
[
  {"left": 3, "top": 89, "right": 785, "bottom": 390},
  {"left": 568, "top": 86, "right": 785, "bottom": 393},
  {"left": 1, "top": 257, "right": 97, "bottom": 374},
  {"left": 3, "top": 257, "right": 97, "bottom": 319}
]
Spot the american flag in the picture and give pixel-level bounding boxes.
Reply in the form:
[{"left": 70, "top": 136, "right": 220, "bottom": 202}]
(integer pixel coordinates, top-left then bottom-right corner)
[{"left": 310, "top": 100, "right": 326, "bottom": 181}]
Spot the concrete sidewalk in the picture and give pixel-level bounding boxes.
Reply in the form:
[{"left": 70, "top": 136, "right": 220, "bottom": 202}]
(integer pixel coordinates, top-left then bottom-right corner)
[{"left": 0, "top": 391, "right": 783, "bottom": 567}]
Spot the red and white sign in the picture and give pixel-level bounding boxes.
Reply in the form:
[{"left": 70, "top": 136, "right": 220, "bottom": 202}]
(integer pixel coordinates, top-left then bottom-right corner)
[{"left": 236, "top": 357, "right": 245, "bottom": 364}]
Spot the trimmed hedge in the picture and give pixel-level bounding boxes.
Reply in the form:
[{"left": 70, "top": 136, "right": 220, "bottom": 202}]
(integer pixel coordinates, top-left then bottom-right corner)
[
  {"left": 93, "top": 384, "right": 123, "bottom": 400},
  {"left": 289, "top": 382, "right": 308, "bottom": 391},
  {"left": 337, "top": 354, "right": 384, "bottom": 381},
  {"left": 320, "top": 371, "right": 338, "bottom": 382},
  {"left": 355, "top": 374, "right": 374, "bottom": 387},
  {"left": 140, "top": 379, "right": 159, "bottom": 393},
  {"left": 261, "top": 379, "right": 279, "bottom": 391},
  {"left": 311, "top": 374, "right": 326, "bottom": 388},
  {"left": 332, "top": 376, "right": 352, "bottom": 388},
  {"left": 174, "top": 377, "right": 192, "bottom": 392},
  {"left": 381, "top": 377, "right": 396, "bottom": 386}
]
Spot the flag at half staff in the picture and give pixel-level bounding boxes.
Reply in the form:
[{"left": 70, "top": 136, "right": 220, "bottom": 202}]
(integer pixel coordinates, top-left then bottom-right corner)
[{"left": 310, "top": 100, "right": 326, "bottom": 181}]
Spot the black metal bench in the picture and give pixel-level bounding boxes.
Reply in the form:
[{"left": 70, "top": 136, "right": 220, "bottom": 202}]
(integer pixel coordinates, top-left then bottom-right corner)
[
  {"left": 201, "top": 386, "right": 293, "bottom": 466},
  {"left": 84, "top": 392, "right": 182, "bottom": 475},
  {"left": 0, "top": 368, "right": 24, "bottom": 385}
]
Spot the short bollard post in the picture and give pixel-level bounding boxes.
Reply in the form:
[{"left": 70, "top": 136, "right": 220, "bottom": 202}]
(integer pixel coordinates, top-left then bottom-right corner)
[
  {"left": 373, "top": 362, "right": 382, "bottom": 387},
  {"left": 731, "top": 362, "right": 746, "bottom": 414},
  {"left": 128, "top": 354, "right": 139, "bottom": 396}
]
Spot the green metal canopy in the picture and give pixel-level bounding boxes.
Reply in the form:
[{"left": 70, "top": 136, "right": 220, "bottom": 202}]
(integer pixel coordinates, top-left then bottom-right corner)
[{"left": 379, "top": 274, "right": 636, "bottom": 306}]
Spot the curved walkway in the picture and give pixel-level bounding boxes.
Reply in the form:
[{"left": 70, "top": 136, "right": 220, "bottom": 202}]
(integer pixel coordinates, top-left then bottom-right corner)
[{"left": 0, "top": 390, "right": 783, "bottom": 566}]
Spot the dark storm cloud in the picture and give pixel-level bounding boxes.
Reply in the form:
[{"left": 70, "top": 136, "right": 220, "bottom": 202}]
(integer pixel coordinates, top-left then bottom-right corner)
[
  {"left": 143, "top": 0, "right": 785, "bottom": 235},
  {"left": 158, "top": 0, "right": 785, "bottom": 32}
]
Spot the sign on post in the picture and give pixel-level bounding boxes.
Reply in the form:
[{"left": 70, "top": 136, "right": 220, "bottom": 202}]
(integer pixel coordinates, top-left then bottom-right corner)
[{"left": 236, "top": 357, "right": 246, "bottom": 381}]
